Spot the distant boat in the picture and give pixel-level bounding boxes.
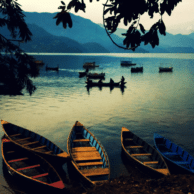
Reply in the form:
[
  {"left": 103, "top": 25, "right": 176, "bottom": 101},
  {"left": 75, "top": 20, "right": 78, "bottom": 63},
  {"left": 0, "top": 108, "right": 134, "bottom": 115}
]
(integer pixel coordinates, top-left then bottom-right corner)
[
  {"left": 1, "top": 120, "right": 70, "bottom": 163},
  {"left": 154, "top": 133, "right": 194, "bottom": 174},
  {"left": 131, "top": 67, "right": 143, "bottom": 73},
  {"left": 86, "top": 72, "right": 105, "bottom": 79},
  {"left": 159, "top": 67, "right": 173, "bottom": 72},
  {"left": 79, "top": 69, "right": 89, "bottom": 77},
  {"left": 2, "top": 136, "right": 65, "bottom": 191},
  {"left": 86, "top": 81, "right": 126, "bottom": 87},
  {"left": 121, "top": 61, "right": 136, "bottom": 67},
  {"left": 83, "top": 62, "right": 99, "bottom": 68},
  {"left": 46, "top": 65, "right": 59, "bottom": 71},
  {"left": 121, "top": 127, "right": 170, "bottom": 177},
  {"left": 34, "top": 60, "right": 44, "bottom": 66},
  {"left": 67, "top": 121, "right": 110, "bottom": 187}
]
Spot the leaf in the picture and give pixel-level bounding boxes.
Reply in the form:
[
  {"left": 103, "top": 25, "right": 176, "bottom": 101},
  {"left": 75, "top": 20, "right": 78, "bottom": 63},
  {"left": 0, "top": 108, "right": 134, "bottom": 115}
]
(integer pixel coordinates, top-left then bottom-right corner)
[
  {"left": 158, "top": 20, "right": 166, "bottom": 36},
  {"left": 61, "top": 1, "right": 65, "bottom": 5},
  {"left": 66, "top": 13, "right": 73, "bottom": 28},
  {"left": 139, "top": 23, "right": 145, "bottom": 34},
  {"left": 124, "top": 17, "right": 127, "bottom": 26}
]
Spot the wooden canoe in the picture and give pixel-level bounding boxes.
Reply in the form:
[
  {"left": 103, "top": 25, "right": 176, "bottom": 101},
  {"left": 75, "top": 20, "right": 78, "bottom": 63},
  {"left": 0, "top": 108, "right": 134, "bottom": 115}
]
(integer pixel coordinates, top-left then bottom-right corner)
[
  {"left": 121, "top": 127, "right": 170, "bottom": 177},
  {"left": 1, "top": 120, "right": 70, "bottom": 162},
  {"left": 1, "top": 137, "right": 65, "bottom": 191},
  {"left": 131, "top": 67, "right": 143, "bottom": 73},
  {"left": 154, "top": 133, "right": 194, "bottom": 174},
  {"left": 67, "top": 121, "right": 110, "bottom": 186}
]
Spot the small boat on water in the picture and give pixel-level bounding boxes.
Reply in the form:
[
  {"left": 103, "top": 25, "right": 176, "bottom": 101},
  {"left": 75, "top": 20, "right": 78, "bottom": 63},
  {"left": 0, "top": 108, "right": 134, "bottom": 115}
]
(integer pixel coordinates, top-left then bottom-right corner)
[
  {"left": 159, "top": 67, "right": 173, "bottom": 72},
  {"left": 1, "top": 120, "right": 70, "bottom": 163},
  {"left": 154, "top": 133, "right": 194, "bottom": 174},
  {"left": 121, "top": 127, "right": 170, "bottom": 177},
  {"left": 83, "top": 62, "right": 99, "bottom": 68},
  {"left": 67, "top": 121, "right": 110, "bottom": 187},
  {"left": 79, "top": 69, "right": 89, "bottom": 77},
  {"left": 2, "top": 137, "right": 65, "bottom": 191},
  {"left": 121, "top": 61, "right": 136, "bottom": 67},
  {"left": 46, "top": 66, "right": 59, "bottom": 71},
  {"left": 86, "top": 81, "right": 126, "bottom": 88},
  {"left": 86, "top": 73, "right": 105, "bottom": 79},
  {"left": 131, "top": 67, "right": 143, "bottom": 73}
]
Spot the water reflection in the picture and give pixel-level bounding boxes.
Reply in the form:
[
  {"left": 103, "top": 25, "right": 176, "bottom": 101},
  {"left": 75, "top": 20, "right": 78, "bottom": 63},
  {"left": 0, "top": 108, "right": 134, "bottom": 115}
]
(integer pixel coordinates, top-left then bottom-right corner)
[{"left": 86, "top": 85, "right": 126, "bottom": 95}]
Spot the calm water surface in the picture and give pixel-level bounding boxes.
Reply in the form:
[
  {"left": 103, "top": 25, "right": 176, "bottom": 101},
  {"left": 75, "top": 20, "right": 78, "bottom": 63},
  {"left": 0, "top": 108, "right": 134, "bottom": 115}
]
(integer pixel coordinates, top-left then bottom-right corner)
[{"left": 0, "top": 53, "right": 194, "bottom": 191}]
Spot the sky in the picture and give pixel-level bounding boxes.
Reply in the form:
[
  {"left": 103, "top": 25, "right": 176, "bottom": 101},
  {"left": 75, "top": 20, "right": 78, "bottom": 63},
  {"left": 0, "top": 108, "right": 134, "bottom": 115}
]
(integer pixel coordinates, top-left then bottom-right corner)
[{"left": 17, "top": 0, "right": 194, "bottom": 35}]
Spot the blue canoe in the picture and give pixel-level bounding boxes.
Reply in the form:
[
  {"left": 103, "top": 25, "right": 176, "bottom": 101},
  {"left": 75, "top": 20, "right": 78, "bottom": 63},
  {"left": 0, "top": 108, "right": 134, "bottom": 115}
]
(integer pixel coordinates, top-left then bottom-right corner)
[
  {"left": 1, "top": 120, "right": 70, "bottom": 162},
  {"left": 154, "top": 133, "right": 194, "bottom": 174},
  {"left": 67, "top": 121, "right": 110, "bottom": 186}
]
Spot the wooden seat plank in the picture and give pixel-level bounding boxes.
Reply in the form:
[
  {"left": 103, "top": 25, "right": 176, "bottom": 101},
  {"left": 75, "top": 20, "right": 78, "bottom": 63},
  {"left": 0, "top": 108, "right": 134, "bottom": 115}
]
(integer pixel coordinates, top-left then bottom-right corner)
[
  {"left": 131, "top": 153, "right": 152, "bottom": 156},
  {"left": 15, "top": 137, "right": 31, "bottom": 141},
  {"left": 10, "top": 133, "right": 21, "bottom": 137},
  {"left": 31, "top": 145, "right": 47, "bottom": 150},
  {"left": 77, "top": 161, "right": 103, "bottom": 167},
  {"left": 124, "top": 138, "right": 133, "bottom": 141},
  {"left": 6, "top": 151, "right": 15, "bottom": 154},
  {"left": 44, "top": 151, "right": 53, "bottom": 154},
  {"left": 23, "top": 141, "right": 39, "bottom": 146},
  {"left": 73, "top": 155, "right": 102, "bottom": 161},
  {"left": 8, "top": 157, "right": 28, "bottom": 163},
  {"left": 127, "top": 146, "right": 143, "bottom": 149},
  {"left": 143, "top": 161, "right": 158, "bottom": 164},
  {"left": 72, "top": 151, "right": 100, "bottom": 157},
  {"left": 72, "top": 147, "right": 96, "bottom": 152},
  {"left": 32, "top": 173, "right": 49, "bottom": 179},
  {"left": 81, "top": 168, "right": 109, "bottom": 177},
  {"left": 17, "top": 164, "right": 40, "bottom": 171},
  {"left": 73, "top": 139, "right": 90, "bottom": 143}
]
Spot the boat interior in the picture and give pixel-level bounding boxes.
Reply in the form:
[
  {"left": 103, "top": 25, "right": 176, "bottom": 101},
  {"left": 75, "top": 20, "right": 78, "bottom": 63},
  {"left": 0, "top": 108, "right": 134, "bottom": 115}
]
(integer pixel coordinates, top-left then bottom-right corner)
[
  {"left": 123, "top": 130, "right": 168, "bottom": 172},
  {"left": 68, "top": 124, "right": 110, "bottom": 183},
  {"left": 3, "top": 140, "right": 62, "bottom": 187},
  {"left": 3, "top": 123, "right": 63, "bottom": 156}
]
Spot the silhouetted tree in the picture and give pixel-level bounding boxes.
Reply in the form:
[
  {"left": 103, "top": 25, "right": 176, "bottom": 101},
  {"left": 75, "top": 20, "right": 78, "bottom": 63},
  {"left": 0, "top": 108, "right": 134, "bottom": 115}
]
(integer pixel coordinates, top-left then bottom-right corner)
[
  {"left": 0, "top": 0, "right": 40, "bottom": 95},
  {"left": 54, "top": 0, "right": 182, "bottom": 51}
]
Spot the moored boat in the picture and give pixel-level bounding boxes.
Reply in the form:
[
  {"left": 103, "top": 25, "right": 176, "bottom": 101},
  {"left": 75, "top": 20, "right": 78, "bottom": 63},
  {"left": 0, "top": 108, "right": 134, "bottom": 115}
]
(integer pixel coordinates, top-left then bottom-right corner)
[
  {"left": 83, "top": 62, "right": 99, "bottom": 68},
  {"left": 121, "top": 127, "right": 170, "bottom": 177},
  {"left": 131, "top": 67, "right": 143, "bottom": 73},
  {"left": 86, "top": 72, "right": 105, "bottom": 79},
  {"left": 159, "top": 67, "right": 173, "bottom": 72},
  {"left": 121, "top": 61, "right": 136, "bottom": 67},
  {"left": 154, "top": 133, "right": 194, "bottom": 174},
  {"left": 79, "top": 69, "right": 89, "bottom": 77},
  {"left": 46, "top": 66, "right": 59, "bottom": 71},
  {"left": 2, "top": 137, "right": 65, "bottom": 191},
  {"left": 1, "top": 120, "right": 70, "bottom": 163},
  {"left": 67, "top": 121, "right": 110, "bottom": 187}
]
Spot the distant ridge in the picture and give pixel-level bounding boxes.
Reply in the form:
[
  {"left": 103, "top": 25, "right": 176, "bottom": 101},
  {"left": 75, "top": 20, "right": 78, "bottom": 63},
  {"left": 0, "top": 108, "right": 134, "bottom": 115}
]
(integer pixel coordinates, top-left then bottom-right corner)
[{"left": 1, "top": 11, "right": 194, "bottom": 53}]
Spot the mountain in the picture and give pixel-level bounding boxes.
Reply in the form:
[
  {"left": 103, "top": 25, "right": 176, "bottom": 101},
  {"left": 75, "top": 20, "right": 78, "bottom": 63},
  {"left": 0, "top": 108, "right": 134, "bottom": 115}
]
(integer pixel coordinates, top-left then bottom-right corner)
[{"left": 23, "top": 12, "right": 148, "bottom": 53}]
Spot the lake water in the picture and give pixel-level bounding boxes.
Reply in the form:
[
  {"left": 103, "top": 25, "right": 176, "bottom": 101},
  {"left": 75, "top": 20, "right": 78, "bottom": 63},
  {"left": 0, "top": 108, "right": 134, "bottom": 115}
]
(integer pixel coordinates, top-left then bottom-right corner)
[{"left": 0, "top": 53, "right": 194, "bottom": 192}]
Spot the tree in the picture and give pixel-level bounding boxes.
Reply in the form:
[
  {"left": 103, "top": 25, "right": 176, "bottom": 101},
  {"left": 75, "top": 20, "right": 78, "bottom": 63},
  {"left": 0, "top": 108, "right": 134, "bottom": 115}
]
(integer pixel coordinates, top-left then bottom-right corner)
[
  {"left": 54, "top": 0, "right": 182, "bottom": 51},
  {"left": 0, "top": 0, "right": 40, "bottom": 95}
]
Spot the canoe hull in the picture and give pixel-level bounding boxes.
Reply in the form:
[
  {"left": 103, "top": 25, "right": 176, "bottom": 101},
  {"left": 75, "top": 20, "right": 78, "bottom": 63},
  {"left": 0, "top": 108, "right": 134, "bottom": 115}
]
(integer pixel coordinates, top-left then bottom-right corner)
[
  {"left": 121, "top": 127, "right": 170, "bottom": 177},
  {"left": 154, "top": 133, "right": 194, "bottom": 174},
  {"left": 2, "top": 137, "right": 65, "bottom": 192},
  {"left": 67, "top": 121, "right": 110, "bottom": 187},
  {"left": 1, "top": 120, "right": 70, "bottom": 164}
]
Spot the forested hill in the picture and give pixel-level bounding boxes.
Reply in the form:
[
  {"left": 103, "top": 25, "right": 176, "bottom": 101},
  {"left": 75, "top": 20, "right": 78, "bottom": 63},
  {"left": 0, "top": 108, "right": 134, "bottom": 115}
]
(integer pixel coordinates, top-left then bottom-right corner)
[{"left": 2, "top": 12, "right": 194, "bottom": 53}]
